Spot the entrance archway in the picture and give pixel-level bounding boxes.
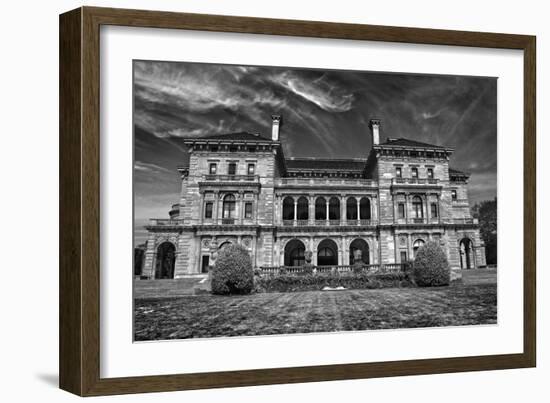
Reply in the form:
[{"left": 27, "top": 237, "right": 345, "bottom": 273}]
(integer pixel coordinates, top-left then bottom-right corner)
[
  {"left": 317, "top": 239, "right": 338, "bottom": 266},
  {"left": 155, "top": 242, "right": 176, "bottom": 279},
  {"left": 284, "top": 239, "right": 306, "bottom": 266},
  {"left": 349, "top": 238, "right": 370, "bottom": 265},
  {"left": 460, "top": 238, "right": 474, "bottom": 269}
]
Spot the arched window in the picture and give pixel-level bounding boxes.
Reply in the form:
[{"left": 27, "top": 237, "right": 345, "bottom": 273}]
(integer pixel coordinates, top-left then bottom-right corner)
[
  {"left": 317, "top": 239, "right": 338, "bottom": 266},
  {"left": 284, "top": 239, "right": 306, "bottom": 266},
  {"left": 413, "top": 239, "right": 425, "bottom": 257},
  {"left": 360, "top": 197, "right": 371, "bottom": 220},
  {"left": 282, "top": 196, "right": 294, "bottom": 220},
  {"left": 346, "top": 197, "right": 357, "bottom": 220},
  {"left": 329, "top": 197, "right": 340, "bottom": 220},
  {"left": 349, "top": 238, "right": 370, "bottom": 265},
  {"left": 412, "top": 196, "right": 423, "bottom": 218},
  {"left": 222, "top": 194, "right": 236, "bottom": 218},
  {"left": 297, "top": 196, "right": 309, "bottom": 220},
  {"left": 315, "top": 197, "right": 326, "bottom": 220}
]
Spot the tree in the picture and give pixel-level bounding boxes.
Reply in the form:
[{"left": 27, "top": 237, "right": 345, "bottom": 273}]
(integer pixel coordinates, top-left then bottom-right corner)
[
  {"left": 211, "top": 244, "right": 254, "bottom": 295},
  {"left": 473, "top": 198, "right": 497, "bottom": 265},
  {"left": 413, "top": 241, "right": 450, "bottom": 287}
]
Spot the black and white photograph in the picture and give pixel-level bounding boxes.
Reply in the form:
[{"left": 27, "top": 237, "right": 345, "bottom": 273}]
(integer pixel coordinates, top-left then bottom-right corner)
[{"left": 132, "top": 60, "right": 498, "bottom": 341}]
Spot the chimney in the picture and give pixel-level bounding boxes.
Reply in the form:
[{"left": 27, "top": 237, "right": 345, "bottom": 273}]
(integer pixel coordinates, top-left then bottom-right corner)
[
  {"left": 271, "top": 114, "right": 281, "bottom": 141},
  {"left": 369, "top": 119, "right": 381, "bottom": 145}
]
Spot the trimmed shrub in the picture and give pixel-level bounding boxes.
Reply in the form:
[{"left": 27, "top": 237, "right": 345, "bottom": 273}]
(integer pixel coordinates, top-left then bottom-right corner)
[
  {"left": 412, "top": 241, "right": 450, "bottom": 287},
  {"left": 254, "top": 271, "right": 414, "bottom": 293},
  {"left": 211, "top": 244, "right": 253, "bottom": 295}
]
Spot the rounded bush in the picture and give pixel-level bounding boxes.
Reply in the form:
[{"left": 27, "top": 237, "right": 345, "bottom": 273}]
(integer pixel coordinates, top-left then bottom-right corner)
[
  {"left": 211, "top": 244, "right": 253, "bottom": 295},
  {"left": 413, "top": 241, "right": 450, "bottom": 287}
]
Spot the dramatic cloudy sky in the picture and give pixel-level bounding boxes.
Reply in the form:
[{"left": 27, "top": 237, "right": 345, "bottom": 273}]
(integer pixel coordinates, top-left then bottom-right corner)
[{"left": 134, "top": 60, "right": 497, "bottom": 244}]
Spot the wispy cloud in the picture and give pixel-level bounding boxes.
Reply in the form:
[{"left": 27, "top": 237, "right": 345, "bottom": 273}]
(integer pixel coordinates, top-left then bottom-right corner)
[
  {"left": 134, "top": 161, "right": 171, "bottom": 174},
  {"left": 270, "top": 71, "right": 354, "bottom": 112}
]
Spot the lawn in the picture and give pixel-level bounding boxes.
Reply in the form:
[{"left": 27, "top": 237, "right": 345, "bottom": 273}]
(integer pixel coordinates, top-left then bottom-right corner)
[{"left": 134, "top": 279, "right": 497, "bottom": 341}]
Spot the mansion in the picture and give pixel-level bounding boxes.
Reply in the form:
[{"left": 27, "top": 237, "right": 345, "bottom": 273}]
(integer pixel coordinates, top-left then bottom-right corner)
[{"left": 140, "top": 115, "right": 486, "bottom": 279}]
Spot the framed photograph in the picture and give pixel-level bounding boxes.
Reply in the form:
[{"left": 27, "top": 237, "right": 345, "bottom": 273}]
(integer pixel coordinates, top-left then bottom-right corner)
[{"left": 59, "top": 6, "right": 536, "bottom": 396}]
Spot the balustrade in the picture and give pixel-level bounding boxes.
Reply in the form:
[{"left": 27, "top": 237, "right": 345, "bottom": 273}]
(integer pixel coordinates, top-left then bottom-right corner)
[
  {"left": 148, "top": 218, "right": 184, "bottom": 226},
  {"left": 392, "top": 178, "right": 439, "bottom": 185},
  {"left": 204, "top": 174, "right": 259, "bottom": 182},
  {"left": 257, "top": 263, "right": 409, "bottom": 276}
]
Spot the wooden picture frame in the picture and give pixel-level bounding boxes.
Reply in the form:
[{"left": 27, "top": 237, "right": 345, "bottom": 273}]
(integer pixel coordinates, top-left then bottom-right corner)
[{"left": 59, "top": 6, "right": 536, "bottom": 396}]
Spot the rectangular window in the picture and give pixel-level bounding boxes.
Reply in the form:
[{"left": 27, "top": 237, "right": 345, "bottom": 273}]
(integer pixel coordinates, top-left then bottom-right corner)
[
  {"left": 247, "top": 163, "right": 255, "bottom": 175},
  {"left": 227, "top": 162, "right": 237, "bottom": 175},
  {"left": 398, "top": 203, "right": 405, "bottom": 218},
  {"left": 451, "top": 190, "right": 457, "bottom": 200},
  {"left": 400, "top": 251, "right": 408, "bottom": 263},
  {"left": 411, "top": 167, "right": 418, "bottom": 178},
  {"left": 201, "top": 256, "right": 210, "bottom": 273},
  {"left": 427, "top": 168, "right": 434, "bottom": 179},
  {"left": 204, "top": 202, "right": 213, "bottom": 219},
  {"left": 430, "top": 202, "right": 438, "bottom": 218},
  {"left": 396, "top": 167, "right": 402, "bottom": 178},
  {"left": 209, "top": 163, "right": 217, "bottom": 175},
  {"left": 244, "top": 202, "right": 253, "bottom": 219}
]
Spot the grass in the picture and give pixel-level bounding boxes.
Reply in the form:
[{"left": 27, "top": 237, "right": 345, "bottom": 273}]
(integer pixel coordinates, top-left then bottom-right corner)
[
  {"left": 134, "top": 276, "right": 497, "bottom": 341},
  {"left": 134, "top": 277, "right": 206, "bottom": 298}
]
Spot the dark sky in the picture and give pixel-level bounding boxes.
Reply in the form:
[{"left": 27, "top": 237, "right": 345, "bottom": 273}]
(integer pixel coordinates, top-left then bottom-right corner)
[{"left": 134, "top": 60, "right": 497, "bottom": 244}]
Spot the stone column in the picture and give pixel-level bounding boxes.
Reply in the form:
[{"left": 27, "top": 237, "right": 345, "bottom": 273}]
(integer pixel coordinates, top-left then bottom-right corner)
[
  {"left": 312, "top": 240, "right": 318, "bottom": 266},
  {"left": 251, "top": 236, "right": 257, "bottom": 267},
  {"left": 373, "top": 195, "right": 378, "bottom": 222},
  {"left": 343, "top": 236, "right": 349, "bottom": 265},
  {"left": 325, "top": 199, "right": 329, "bottom": 223},
  {"left": 280, "top": 240, "right": 285, "bottom": 266},
  {"left": 255, "top": 195, "right": 259, "bottom": 225},
  {"left": 437, "top": 194, "right": 441, "bottom": 224},
  {"left": 356, "top": 198, "right": 361, "bottom": 224},
  {"left": 238, "top": 192, "right": 244, "bottom": 224},
  {"left": 309, "top": 196, "right": 315, "bottom": 224},
  {"left": 275, "top": 195, "right": 280, "bottom": 224},
  {"left": 214, "top": 191, "right": 220, "bottom": 224},
  {"left": 392, "top": 194, "right": 397, "bottom": 224},
  {"left": 426, "top": 194, "right": 431, "bottom": 223},
  {"left": 342, "top": 196, "right": 347, "bottom": 223},
  {"left": 294, "top": 199, "right": 298, "bottom": 224},
  {"left": 339, "top": 196, "right": 344, "bottom": 224},
  {"left": 199, "top": 192, "right": 204, "bottom": 224},
  {"left": 407, "top": 234, "right": 412, "bottom": 261},
  {"left": 142, "top": 238, "right": 156, "bottom": 279},
  {"left": 405, "top": 193, "right": 409, "bottom": 224},
  {"left": 422, "top": 194, "right": 429, "bottom": 222}
]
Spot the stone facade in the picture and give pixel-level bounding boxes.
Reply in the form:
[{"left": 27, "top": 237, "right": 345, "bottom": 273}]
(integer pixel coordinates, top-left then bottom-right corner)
[{"left": 141, "top": 117, "right": 486, "bottom": 279}]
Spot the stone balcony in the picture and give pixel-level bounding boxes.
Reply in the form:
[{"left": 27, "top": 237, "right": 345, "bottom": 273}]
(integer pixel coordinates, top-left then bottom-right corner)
[
  {"left": 450, "top": 218, "right": 479, "bottom": 224},
  {"left": 203, "top": 174, "right": 259, "bottom": 182},
  {"left": 198, "top": 174, "right": 261, "bottom": 189},
  {"left": 275, "top": 177, "right": 377, "bottom": 188},
  {"left": 148, "top": 218, "right": 184, "bottom": 226},
  {"left": 280, "top": 219, "right": 378, "bottom": 227},
  {"left": 392, "top": 177, "right": 439, "bottom": 186}
]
